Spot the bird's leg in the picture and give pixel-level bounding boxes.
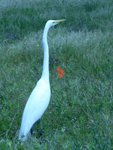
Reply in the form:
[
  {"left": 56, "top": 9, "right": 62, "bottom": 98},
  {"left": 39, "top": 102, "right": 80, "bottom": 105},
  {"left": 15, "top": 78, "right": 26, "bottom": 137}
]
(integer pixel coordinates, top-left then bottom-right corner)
[
  {"left": 30, "top": 124, "right": 35, "bottom": 135},
  {"left": 35, "top": 119, "right": 44, "bottom": 136},
  {"left": 30, "top": 119, "right": 44, "bottom": 135},
  {"left": 37, "top": 119, "right": 45, "bottom": 144},
  {"left": 30, "top": 119, "right": 44, "bottom": 143},
  {"left": 38, "top": 119, "right": 44, "bottom": 137}
]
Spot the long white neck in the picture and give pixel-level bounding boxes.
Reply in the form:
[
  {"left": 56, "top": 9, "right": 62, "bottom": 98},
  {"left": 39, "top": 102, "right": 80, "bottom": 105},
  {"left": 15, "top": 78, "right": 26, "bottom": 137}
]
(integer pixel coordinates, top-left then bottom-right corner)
[{"left": 41, "top": 23, "right": 50, "bottom": 81}]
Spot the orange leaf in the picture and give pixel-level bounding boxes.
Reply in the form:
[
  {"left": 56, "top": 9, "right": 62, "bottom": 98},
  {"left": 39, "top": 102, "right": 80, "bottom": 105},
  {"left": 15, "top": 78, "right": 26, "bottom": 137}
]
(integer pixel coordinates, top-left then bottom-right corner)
[{"left": 57, "top": 66, "right": 65, "bottom": 78}]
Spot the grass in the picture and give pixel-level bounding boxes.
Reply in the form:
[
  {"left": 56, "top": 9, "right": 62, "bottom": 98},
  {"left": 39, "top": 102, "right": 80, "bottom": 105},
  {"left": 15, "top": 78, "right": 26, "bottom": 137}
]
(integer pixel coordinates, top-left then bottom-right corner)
[{"left": 0, "top": 0, "right": 113, "bottom": 149}]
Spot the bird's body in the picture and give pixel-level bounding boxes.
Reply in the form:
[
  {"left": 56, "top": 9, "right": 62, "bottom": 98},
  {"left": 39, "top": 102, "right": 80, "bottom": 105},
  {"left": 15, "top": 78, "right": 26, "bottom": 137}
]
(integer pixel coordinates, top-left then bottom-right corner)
[
  {"left": 19, "top": 79, "right": 50, "bottom": 140},
  {"left": 19, "top": 19, "right": 65, "bottom": 141}
]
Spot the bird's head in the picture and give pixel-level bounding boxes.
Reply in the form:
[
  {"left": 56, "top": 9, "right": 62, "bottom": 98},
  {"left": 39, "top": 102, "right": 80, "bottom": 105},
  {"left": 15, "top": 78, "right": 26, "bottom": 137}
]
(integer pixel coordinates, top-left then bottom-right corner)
[{"left": 46, "top": 19, "right": 66, "bottom": 28}]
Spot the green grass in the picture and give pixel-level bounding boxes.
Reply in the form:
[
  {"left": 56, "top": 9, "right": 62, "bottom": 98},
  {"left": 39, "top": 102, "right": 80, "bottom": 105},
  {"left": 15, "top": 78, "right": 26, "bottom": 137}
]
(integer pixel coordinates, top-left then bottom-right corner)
[{"left": 0, "top": 0, "right": 113, "bottom": 149}]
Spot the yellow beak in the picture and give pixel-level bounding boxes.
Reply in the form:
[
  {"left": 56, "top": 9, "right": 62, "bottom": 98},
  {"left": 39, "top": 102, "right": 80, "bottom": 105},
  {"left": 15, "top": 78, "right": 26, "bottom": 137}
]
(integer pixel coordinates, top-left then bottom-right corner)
[{"left": 54, "top": 19, "right": 66, "bottom": 23}]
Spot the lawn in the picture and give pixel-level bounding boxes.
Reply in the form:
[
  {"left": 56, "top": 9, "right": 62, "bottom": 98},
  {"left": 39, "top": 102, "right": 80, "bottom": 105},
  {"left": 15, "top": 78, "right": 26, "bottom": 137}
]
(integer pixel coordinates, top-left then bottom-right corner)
[{"left": 0, "top": 0, "right": 113, "bottom": 149}]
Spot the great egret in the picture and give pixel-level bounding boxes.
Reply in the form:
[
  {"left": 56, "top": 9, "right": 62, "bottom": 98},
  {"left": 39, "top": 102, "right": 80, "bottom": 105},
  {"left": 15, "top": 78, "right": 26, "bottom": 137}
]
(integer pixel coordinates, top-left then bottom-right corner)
[{"left": 19, "top": 19, "right": 65, "bottom": 141}]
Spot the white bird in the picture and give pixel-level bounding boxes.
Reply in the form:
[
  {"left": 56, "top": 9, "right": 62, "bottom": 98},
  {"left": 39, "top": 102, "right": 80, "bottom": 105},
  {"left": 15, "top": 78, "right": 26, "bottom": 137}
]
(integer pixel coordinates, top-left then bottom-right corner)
[{"left": 19, "top": 19, "right": 65, "bottom": 141}]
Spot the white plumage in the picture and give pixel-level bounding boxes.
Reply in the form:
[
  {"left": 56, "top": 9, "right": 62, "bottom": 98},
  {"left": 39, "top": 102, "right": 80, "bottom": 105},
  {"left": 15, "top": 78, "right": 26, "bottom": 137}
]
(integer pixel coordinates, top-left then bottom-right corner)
[{"left": 19, "top": 19, "right": 65, "bottom": 141}]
